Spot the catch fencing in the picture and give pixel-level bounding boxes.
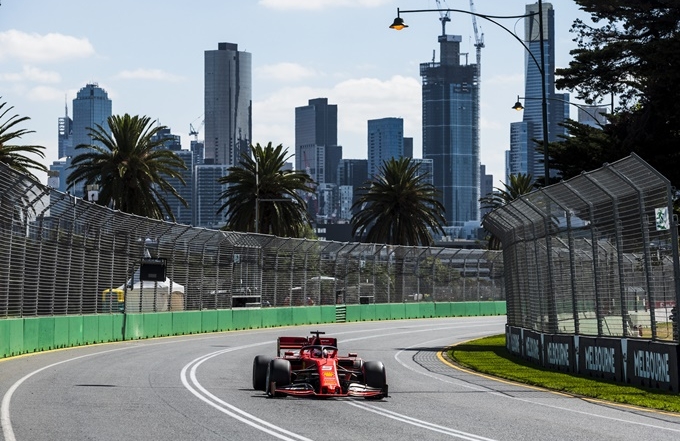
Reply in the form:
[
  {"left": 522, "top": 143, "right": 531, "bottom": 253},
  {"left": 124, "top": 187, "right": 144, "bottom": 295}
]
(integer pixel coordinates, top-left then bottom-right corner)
[
  {"left": 483, "top": 154, "right": 680, "bottom": 343},
  {"left": 0, "top": 162, "right": 503, "bottom": 318}
]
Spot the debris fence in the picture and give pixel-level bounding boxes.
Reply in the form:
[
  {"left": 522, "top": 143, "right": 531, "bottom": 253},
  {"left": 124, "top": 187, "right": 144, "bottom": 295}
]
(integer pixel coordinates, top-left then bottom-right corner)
[
  {"left": 0, "top": 162, "right": 503, "bottom": 317},
  {"left": 483, "top": 154, "right": 680, "bottom": 342}
]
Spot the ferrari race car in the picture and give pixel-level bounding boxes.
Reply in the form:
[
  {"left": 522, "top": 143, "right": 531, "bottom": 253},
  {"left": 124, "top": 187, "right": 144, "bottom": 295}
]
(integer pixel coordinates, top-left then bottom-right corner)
[{"left": 252, "top": 330, "right": 388, "bottom": 399}]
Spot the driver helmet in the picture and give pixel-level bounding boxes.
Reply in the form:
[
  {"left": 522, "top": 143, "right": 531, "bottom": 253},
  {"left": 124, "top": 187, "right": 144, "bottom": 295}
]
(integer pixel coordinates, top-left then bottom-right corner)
[{"left": 312, "top": 347, "right": 323, "bottom": 358}]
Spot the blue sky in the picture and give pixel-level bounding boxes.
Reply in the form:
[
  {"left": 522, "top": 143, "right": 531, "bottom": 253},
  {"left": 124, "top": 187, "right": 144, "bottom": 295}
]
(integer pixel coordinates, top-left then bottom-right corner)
[{"left": 1, "top": 0, "right": 593, "bottom": 185}]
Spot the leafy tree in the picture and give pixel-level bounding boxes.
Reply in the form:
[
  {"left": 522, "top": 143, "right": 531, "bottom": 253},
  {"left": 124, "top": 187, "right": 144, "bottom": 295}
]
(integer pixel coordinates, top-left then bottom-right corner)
[
  {"left": 351, "top": 157, "right": 446, "bottom": 246},
  {"left": 543, "top": 119, "right": 613, "bottom": 180},
  {"left": 217, "top": 142, "right": 315, "bottom": 237},
  {"left": 67, "top": 114, "right": 187, "bottom": 220},
  {"left": 480, "top": 173, "right": 536, "bottom": 249},
  {"left": 555, "top": 0, "right": 680, "bottom": 186},
  {"left": 0, "top": 99, "right": 47, "bottom": 180}
]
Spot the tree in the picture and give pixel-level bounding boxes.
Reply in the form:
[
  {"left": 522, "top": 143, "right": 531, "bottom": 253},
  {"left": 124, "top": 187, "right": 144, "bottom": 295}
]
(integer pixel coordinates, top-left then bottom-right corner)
[
  {"left": 480, "top": 173, "right": 536, "bottom": 249},
  {"left": 217, "top": 142, "right": 315, "bottom": 237},
  {"left": 555, "top": 0, "right": 680, "bottom": 186},
  {"left": 543, "top": 119, "right": 614, "bottom": 180},
  {"left": 0, "top": 99, "right": 47, "bottom": 180},
  {"left": 351, "top": 157, "right": 446, "bottom": 246},
  {"left": 67, "top": 114, "right": 187, "bottom": 221}
]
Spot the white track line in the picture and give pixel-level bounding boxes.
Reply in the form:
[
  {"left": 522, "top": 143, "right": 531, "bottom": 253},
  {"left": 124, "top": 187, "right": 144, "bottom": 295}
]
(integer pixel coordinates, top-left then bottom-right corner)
[
  {"left": 393, "top": 335, "right": 680, "bottom": 434},
  {"left": 2, "top": 346, "right": 132, "bottom": 441},
  {"left": 348, "top": 401, "right": 497, "bottom": 440},
  {"left": 180, "top": 344, "right": 313, "bottom": 441}
]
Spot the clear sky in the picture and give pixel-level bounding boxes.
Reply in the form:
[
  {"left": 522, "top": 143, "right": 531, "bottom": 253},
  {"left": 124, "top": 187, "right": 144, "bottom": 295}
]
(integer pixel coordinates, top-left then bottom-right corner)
[{"left": 1, "top": 0, "right": 594, "bottom": 186}]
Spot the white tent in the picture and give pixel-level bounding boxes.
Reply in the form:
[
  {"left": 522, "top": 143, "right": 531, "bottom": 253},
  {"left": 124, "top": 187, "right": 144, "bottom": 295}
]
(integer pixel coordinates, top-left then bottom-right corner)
[{"left": 117, "top": 271, "right": 185, "bottom": 312}]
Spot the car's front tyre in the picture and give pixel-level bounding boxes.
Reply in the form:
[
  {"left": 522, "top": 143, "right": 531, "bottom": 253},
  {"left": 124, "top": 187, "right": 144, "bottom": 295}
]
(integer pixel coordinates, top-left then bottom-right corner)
[
  {"left": 266, "top": 358, "right": 291, "bottom": 397},
  {"left": 363, "top": 360, "right": 387, "bottom": 400},
  {"left": 252, "top": 355, "right": 272, "bottom": 391}
]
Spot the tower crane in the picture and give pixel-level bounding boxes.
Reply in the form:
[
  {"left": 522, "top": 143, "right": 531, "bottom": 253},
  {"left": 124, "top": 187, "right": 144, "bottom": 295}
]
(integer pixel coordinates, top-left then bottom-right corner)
[
  {"left": 469, "top": 0, "right": 484, "bottom": 76},
  {"left": 189, "top": 124, "right": 198, "bottom": 140},
  {"left": 189, "top": 115, "right": 204, "bottom": 142},
  {"left": 434, "top": 0, "right": 450, "bottom": 36}
]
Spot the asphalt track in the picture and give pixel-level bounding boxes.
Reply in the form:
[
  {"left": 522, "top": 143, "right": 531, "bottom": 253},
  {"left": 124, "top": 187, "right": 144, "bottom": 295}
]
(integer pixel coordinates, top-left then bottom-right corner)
[{"left": 1, "top": 316, "right": 680, "bottom": 440}]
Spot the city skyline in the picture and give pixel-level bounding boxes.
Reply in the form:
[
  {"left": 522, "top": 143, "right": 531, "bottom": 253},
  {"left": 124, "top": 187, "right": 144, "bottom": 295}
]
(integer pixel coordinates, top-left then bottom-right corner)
[{"left": 1, "top": 1, "right": 595, "bottom": 188}]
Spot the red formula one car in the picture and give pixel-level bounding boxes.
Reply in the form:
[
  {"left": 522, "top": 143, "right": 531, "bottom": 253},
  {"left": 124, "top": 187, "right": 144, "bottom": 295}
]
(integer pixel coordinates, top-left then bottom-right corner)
[{"left": 252, "top": 331, "right": 388, "bottom": 399}]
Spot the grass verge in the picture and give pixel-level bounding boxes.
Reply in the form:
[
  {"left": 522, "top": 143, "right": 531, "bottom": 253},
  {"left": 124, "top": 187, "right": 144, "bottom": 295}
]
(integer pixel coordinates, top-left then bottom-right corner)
[{"left": 448, "top": 334, "right": 680, "bottom": 413}]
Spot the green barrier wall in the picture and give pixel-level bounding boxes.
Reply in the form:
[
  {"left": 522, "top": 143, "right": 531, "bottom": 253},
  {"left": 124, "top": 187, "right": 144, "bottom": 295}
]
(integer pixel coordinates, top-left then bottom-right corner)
[{"left": 0, "top": 301, "right": 506, "bottom": 359}]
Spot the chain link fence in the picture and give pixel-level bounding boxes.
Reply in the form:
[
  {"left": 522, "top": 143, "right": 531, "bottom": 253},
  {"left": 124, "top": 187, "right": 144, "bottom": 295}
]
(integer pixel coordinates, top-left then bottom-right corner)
[
  {"left": 0, "top": 162, "right": 504, "bottom": 318},
  {"left": 483, "top": 154, "right": 680, "bottom": 342}
]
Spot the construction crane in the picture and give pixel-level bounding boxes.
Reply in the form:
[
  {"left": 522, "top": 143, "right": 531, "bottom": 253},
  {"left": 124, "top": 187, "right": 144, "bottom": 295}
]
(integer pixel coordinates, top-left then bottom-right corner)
[
  {"left": 189, "top": 124, "right": 198, "bottom": 140},
  {"left": 470, "top": 0, "right": 484, "bottom": 140},
  {"left": 469, "top": 0, "right": 485, "bottom": 76},
  {"left": 189, "top": 115, "right": 204, "bottom": 142},
  {"left": 434, "top": 0, "right": 450, "bottom": 36}
]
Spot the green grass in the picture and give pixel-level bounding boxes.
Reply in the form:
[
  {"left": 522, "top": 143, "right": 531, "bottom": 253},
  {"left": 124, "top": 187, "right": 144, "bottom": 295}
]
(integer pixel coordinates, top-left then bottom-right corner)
[{"left": 448, "top": 335, "right": 680, "bottom": 413}]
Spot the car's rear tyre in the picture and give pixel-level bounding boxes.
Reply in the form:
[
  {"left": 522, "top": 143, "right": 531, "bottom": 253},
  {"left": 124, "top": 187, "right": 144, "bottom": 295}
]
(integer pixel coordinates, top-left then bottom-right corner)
[
  {"left": 363, "top": 361, "right": 387, "bottom": 400},
  {"left": 252, "top": 355, "right": 272, "bottom": 391},
  {"left": 266, "top": 359, "right": 291, "bottom": 397}
]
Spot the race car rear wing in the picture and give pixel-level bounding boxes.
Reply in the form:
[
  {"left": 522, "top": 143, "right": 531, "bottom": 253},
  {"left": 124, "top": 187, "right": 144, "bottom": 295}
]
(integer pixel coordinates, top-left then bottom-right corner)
[
  {"left": 277, "top": 337, "right": 309, "bottom": 355},
  {"left": 277, "top": 336, "right": 338, "bottom": 355}
]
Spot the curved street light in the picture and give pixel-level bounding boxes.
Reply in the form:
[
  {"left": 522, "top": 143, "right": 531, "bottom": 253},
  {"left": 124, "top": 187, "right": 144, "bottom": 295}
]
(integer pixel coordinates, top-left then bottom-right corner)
[
  {"left": 513, "top": 95, "right": 608, "bottom": 125},
  {"left": 390, "top": 1, "right": 550, "bottom": 187}
]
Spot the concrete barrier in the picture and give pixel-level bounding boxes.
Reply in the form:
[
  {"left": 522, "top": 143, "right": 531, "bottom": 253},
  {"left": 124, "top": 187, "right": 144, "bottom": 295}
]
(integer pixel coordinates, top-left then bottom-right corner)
[{"left": 0, "top": 301, "right": 506, "bottom": 359}]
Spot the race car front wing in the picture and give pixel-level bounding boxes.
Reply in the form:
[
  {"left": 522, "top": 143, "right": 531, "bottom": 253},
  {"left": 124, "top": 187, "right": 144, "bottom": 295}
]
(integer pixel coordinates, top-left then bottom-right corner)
[{"left": 269, "top": 381, "right": 387, "bottom": 398}]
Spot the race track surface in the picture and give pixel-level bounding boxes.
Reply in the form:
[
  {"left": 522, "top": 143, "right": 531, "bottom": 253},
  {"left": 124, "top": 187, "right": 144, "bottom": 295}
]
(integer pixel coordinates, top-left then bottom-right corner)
[{"left": 2, "top": 316, "right": 679, "bottom": 441}]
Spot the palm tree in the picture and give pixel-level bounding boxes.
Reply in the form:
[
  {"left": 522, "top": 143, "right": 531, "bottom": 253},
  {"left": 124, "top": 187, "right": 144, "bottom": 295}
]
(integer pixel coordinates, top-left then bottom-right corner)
[
  {"left": 66, "top": 114, "right": 188, "bottom": 221},
  {"left": 351, "top": 157, "right": 446, "bottom": 246},
  {"left": 0, "top": 99, "right": 47, "bottom": 180},
  {"left": 217, "top": 142, "right": 315, "bottom": 237},
  {"left": 479, "top": 173, "right": 536, "bottom": 249}
]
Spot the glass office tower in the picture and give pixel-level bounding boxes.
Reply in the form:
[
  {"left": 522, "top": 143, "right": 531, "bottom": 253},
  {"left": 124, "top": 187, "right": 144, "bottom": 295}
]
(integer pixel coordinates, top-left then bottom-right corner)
[
  {"left": 421, "top": 33, "right": 480, "bottom": 227},
  {"left": 52, "top": 83, "right": 111, "bottom": 193},
  {"left": 71, "top": 83, "right": 112, "bottom": 158},
  {"left": 367, "top": 117, "right": 404, "bottom": 179},
  {"left": 204, "top": 42, "right": 252, "bottom": 166},
  {"left": 507, "top": 2, "right": 569, "bottom": 182}
]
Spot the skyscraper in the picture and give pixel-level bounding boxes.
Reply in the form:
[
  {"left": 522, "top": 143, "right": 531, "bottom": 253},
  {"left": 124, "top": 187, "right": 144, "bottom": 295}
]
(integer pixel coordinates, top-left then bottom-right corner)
[
  {"left": 479, "top": 164, "right": 494, "bottom": 219},
  {"left": 150, "top": 128, "right": 193, "bottom": 225},
  {"left": 367, "top": 117, "right": 404, "bottom": 178},
  {"left": 337, "top": 159, "right": 368, "bottom": 222},
  {"left": 168, "top": 149, "right": 194, "bottom": 225},
  {"left": 507, "top": 2, "right": 569, "bottom": 182},
  {"left": 295, "top": 98, "right": 341, "bottom": 220},
  {"left": 295, "top": 97, "right": 338, "bottom": 182},
  {"left": 403, "top": 137, "right": 414, "bottom": 159},
  {"left": 421, "top": 30, "right": 480, "bottom": 227},
  {"left": 411, "top": 158, "right": 434, "bottom": 189},
  {"left": 194, "top": 164, "right": 230, "bottom": 228},
  {"left": 204, "top": 42, "right": 252, "bottom": 166},
  {"left": 71, "top": 83, "right": 112, "bottom": 158},
  {"left": 51, "top": 83, "right": 111, "bottom": 193},
  {"left": 57, "top": 100, "right": 72, "bottom": 160}
]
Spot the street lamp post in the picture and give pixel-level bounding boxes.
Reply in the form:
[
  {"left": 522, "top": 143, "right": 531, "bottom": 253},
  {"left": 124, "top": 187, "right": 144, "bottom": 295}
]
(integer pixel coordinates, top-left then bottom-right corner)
[
  {"left": 390, "top": 1, "right": 549, "bottom": 186},
  {"left": 391, "top": 2, "right": 557, "bottom": 333},
  {"left": 513, "top": 95, "right": 608, "bottom": 125}
]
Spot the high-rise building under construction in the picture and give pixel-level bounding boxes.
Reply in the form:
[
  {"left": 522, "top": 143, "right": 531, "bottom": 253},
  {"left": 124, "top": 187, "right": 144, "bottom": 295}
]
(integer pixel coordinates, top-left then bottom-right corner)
[{"left": 421, "top": 29, "right": 480, "bottom": 227}]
